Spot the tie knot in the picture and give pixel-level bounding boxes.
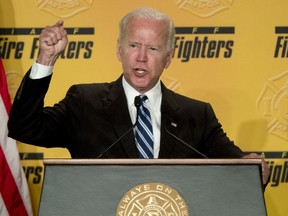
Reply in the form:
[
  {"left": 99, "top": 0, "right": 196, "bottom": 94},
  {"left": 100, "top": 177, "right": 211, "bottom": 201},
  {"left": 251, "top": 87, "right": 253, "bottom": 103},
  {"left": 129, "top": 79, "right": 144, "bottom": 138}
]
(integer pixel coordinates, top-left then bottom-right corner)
[{"left": 140, "top": 95, "right": 148, "bottom": 102}]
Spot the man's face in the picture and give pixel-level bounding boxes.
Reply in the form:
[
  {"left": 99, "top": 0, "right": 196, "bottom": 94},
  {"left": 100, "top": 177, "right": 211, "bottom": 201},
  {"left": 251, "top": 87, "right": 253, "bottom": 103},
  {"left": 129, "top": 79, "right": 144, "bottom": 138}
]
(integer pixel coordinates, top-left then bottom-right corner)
[{"left": 117, "top": 18, "right": 174, "bottom": 93}]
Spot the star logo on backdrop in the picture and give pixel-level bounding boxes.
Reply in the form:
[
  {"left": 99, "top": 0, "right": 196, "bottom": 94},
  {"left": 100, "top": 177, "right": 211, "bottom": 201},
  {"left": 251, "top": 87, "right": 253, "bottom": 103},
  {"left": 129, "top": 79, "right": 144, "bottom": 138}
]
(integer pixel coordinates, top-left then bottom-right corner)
[
  {"left": 36, "top": 0, "right": 94, "bottom": 18},
  {"left": 175, "top": 0, "right": 234, "bottom": 17},
  {"left": 257, "top": 71, "right": 288, "bottom": 141}
]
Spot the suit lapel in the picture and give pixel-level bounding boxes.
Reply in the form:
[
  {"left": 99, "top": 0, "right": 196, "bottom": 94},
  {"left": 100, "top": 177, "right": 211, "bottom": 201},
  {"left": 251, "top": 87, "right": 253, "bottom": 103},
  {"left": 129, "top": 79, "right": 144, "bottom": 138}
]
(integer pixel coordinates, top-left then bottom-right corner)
[
  {"left": 159, "top": 83, "right": 184, "bottom": 158},
  {"left": 103, "top": 76, "right": 138, "bottom": 158}
]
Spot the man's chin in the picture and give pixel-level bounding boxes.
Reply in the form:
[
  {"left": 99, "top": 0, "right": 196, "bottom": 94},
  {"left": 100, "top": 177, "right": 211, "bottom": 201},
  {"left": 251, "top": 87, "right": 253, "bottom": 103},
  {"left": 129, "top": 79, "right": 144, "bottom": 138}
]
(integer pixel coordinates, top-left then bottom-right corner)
[
  {"left": 130, "top": 79, "right": 147, "bottom": 89},
  {"left": 132, "top": 83, "right": 149, "bottom": 93}
]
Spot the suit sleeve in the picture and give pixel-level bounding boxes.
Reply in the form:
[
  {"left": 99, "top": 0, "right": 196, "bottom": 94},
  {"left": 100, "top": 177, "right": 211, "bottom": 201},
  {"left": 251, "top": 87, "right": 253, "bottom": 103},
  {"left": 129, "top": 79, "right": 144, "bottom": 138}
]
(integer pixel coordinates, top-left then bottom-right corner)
[
  {"left": 202, "top": 103, "right": 245, "bottom": 158},
  {"left": 7, "top": 69, "right": 81, "bottom": 148}
]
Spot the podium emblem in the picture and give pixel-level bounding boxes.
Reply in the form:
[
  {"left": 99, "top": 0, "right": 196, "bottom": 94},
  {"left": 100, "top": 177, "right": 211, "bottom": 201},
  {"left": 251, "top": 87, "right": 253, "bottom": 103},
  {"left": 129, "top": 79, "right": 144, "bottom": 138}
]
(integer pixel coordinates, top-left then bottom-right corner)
[{"left": 117, "top": 182, "right": 189, "bottom": 215}]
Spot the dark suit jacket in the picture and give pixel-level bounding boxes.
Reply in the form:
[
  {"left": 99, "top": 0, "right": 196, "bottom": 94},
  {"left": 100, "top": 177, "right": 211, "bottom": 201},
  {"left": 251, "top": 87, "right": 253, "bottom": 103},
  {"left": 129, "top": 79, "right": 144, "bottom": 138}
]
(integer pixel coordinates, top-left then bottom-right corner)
[{"left": 8, "top": 70, "right": 244, "bottom": 159}]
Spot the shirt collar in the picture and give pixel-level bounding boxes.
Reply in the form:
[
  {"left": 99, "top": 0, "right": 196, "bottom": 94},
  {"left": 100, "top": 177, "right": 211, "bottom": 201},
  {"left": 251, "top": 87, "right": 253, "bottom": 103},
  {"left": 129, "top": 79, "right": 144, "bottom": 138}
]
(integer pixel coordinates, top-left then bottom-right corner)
[{"left": 122, "top": 76, "right": 162, "bottom": 108}]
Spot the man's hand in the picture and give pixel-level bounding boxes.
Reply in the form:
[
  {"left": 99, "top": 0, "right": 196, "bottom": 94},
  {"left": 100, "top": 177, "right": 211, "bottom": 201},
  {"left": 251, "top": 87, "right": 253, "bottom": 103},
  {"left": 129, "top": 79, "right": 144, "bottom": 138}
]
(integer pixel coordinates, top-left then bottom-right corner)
[
  {"left": 242, "top": 153, "right": 270, "bottom": 186},
  {"left": 37, "top": 20, "right": 68, "bottom": 66}
]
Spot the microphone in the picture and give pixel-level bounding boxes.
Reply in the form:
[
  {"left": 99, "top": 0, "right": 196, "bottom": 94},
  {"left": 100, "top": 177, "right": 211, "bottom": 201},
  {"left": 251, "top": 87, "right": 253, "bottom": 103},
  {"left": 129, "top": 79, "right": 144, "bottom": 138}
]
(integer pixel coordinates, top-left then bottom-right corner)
[
  {"left": 164, "top": 126, "right": 208, "bottom": 159},
  {"left": 97, "top": 96, "right": 142, "bottom": 158}
]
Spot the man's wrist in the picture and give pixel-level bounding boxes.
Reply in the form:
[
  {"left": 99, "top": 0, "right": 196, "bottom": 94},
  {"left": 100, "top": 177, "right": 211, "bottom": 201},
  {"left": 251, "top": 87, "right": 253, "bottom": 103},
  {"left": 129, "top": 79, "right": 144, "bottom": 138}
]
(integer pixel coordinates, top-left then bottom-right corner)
[{"left": 36, "top": 53, "right": 59, "bottom": 66}]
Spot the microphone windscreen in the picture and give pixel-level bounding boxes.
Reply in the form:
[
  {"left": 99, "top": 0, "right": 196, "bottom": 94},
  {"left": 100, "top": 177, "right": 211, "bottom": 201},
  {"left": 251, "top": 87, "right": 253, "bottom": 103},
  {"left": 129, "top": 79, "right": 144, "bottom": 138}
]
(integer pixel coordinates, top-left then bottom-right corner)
[{"left": 134, "top": 96, "right": 142, "bottom": 108}]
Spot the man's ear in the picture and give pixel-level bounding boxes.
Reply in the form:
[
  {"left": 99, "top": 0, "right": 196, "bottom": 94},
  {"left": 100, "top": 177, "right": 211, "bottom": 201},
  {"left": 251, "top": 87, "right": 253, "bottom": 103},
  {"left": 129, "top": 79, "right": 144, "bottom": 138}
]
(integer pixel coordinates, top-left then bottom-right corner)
[{"left": 116, "top": 39, "right": 122, "bottom": 62}]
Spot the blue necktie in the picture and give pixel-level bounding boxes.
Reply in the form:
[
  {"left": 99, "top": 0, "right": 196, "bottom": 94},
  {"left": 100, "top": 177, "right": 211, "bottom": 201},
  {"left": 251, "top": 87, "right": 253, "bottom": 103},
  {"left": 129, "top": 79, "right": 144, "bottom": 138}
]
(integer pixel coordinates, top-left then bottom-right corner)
[{"left": 135, "top": 95, "right": 154, "bottom": 158}]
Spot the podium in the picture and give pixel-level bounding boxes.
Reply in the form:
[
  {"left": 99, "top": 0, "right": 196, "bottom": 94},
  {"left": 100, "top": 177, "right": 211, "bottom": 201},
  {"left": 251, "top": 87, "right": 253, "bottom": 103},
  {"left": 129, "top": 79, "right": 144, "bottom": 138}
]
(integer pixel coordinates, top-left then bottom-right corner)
[{"left": 38, "top": 159, "right": 267, "bottom": 216}]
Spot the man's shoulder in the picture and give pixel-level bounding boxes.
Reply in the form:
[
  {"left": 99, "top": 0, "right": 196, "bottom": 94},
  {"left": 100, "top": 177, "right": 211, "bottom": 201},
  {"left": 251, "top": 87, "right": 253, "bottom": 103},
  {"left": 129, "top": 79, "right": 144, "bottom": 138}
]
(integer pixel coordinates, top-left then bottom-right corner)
[
  {"left": 71, "top": 76, "right": 121, "bottom": 90},
  {"left": 66, "top": 79, "right": 122, "bottom": 100},
  {"left": 73, "top": 81, "right": 115, "bottom": 91}
]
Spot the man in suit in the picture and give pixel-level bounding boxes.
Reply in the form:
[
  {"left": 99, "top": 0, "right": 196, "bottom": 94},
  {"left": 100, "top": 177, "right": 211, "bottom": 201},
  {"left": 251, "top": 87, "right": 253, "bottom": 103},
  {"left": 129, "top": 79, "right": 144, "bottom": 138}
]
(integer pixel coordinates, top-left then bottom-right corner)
[{"left": 8, "top": 8, "right": 270, "bottom": 184}]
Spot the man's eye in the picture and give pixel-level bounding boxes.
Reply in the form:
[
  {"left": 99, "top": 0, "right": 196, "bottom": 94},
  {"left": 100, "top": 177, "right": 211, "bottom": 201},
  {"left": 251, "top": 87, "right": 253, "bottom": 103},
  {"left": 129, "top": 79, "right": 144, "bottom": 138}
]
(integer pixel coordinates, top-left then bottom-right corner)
[
  {"left": 129, "top": 44, "right": 138, "bottom": 48},
  {"left": 149, "top": 47, "right": 159, "bottom": 51}
]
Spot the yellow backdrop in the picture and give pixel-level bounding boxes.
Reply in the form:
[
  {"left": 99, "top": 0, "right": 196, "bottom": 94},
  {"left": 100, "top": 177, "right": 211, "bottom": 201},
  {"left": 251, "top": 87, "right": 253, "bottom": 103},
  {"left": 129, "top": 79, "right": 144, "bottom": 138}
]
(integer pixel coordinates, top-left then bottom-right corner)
[{"left": 1, "top": 1, "right": 287, "bottom": 215}]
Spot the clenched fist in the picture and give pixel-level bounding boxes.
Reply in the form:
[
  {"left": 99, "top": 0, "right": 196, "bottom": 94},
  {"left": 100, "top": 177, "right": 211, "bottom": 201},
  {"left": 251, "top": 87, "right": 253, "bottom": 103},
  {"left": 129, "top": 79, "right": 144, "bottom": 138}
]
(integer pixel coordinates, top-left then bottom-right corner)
[{"left": 37, "top": 20, "right": 68, "bottom": 66}]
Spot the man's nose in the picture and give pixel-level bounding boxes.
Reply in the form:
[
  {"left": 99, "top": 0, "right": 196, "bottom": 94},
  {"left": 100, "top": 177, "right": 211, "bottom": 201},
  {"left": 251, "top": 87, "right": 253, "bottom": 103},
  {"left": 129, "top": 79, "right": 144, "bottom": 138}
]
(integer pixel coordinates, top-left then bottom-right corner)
[{"left": 137, "top": 46, "right": 148, "bottom": 62}]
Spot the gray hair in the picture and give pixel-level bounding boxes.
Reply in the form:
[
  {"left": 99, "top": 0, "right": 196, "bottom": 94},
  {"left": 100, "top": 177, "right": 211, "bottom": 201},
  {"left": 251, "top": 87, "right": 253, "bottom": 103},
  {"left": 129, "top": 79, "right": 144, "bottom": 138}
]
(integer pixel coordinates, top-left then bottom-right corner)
[{"left": 118, "top": 8, "right": 175, "bottom": 51}]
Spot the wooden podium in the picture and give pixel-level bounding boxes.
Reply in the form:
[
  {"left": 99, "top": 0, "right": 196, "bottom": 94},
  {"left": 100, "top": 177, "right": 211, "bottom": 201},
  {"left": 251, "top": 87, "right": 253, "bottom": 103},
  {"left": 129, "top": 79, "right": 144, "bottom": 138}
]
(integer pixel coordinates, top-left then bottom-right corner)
[{"left": 38, "top": 159, "right": 267, "bottom": 216}]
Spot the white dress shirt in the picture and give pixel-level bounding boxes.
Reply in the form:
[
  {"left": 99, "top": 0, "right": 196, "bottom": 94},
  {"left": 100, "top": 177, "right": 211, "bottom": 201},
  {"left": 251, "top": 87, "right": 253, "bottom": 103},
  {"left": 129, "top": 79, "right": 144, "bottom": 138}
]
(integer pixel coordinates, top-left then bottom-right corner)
[{"left": 122, "top": 77, "right": 162, "bottom": 158}]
